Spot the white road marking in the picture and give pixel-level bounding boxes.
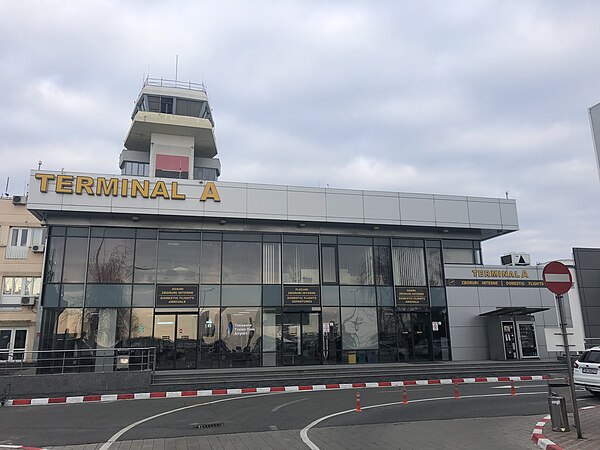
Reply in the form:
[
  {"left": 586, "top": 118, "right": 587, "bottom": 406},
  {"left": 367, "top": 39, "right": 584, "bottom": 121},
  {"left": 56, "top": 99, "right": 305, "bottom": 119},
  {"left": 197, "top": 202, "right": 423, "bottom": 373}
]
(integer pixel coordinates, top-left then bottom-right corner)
[
  {"left": 300, "top": 391, "right": 548, "bottom": 450},
  {"left": 99, "top": 392, "right": 279, "bottom": 450},
  {"left": 271, "top": 397, "right": 308, "bottom": 412}
]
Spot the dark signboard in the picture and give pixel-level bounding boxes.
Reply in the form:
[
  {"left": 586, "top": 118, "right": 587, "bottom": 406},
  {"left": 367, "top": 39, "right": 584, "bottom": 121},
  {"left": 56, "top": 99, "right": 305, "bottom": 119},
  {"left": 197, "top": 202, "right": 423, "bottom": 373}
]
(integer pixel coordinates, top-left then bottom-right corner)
[
  {"left": 284, "top": 285, "right": 321, "bottom": 306},
  {"left": 445, "top": 279, "right": 545, "bottom": 288},
  {"left": 395, "top": 287, "right": 429, "bottom": 307},
  {"left": 156, "top": 285, "right": 199, "bottom": 307}
]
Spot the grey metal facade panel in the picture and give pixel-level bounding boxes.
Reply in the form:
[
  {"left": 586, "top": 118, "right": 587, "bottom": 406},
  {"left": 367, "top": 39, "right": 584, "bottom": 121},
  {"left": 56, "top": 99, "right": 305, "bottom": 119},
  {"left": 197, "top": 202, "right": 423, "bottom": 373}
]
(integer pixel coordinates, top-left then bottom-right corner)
[
  {"left": 26, "top": 171, "right": 519, "bottom": 233},
  {"left": 433, "top": 197, "right": 470, "bottom": 224},
  {"left": 467, "top": 198, "right": 503, "bottom": 229}
]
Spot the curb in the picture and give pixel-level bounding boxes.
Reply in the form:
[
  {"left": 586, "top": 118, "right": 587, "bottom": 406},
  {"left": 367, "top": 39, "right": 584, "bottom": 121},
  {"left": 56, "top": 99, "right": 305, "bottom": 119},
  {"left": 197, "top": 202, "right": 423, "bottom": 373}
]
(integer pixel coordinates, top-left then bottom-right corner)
[
  {"left": 531, "top": 405, "right": 600, "bottom": 450},
  {"left": 3, "top": 374, "right": 548, "bottom": 407},
  {"left": 0, "top": 446, "right": 46, "bottom": 449},
  {"left": 531, "top": 415, "right": 563, "bottom": 450}
]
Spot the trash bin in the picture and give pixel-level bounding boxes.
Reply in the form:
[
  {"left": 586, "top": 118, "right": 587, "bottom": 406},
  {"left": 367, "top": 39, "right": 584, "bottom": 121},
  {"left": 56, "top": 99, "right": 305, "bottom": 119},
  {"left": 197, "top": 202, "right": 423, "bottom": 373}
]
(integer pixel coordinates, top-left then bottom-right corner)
[
  {"left": 548, "top": 396, "right": 569, "bottom": 432},
  {"left": 547, "top": 378, "right": 573, "bottom": 413}
]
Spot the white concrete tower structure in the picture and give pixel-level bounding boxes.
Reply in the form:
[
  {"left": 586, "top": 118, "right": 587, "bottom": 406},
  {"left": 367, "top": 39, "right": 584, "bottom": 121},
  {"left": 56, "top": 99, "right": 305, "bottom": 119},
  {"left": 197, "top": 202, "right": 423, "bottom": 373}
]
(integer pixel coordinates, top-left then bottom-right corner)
[{"left": 119, "top": 78, "right": 221, "bottom": 181}]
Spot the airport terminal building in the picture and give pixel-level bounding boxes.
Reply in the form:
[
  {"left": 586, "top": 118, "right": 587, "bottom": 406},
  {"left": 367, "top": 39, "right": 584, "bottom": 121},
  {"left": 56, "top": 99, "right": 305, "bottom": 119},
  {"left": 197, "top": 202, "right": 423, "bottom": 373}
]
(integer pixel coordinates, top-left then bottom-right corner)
[{"left": 26, "top": 79, "right": 565, "bottom": 370}]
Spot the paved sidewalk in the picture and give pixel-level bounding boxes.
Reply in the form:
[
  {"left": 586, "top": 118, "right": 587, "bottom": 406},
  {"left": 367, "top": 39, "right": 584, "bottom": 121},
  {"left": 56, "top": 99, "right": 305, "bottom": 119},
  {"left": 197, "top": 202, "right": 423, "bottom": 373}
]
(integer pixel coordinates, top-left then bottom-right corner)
[
  {"left": 535, "top": 405, "right": 600, "bottom": 450},
  {"left": 43, "top": 416, "right": 541, "bottom": 450}
]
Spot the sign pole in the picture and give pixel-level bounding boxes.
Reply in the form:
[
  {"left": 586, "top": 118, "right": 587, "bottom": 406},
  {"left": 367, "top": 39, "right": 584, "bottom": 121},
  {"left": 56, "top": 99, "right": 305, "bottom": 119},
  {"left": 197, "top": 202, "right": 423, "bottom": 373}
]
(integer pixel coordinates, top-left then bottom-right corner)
[{"left": 556, "top": 293, "right": 583, "bottom": 438}]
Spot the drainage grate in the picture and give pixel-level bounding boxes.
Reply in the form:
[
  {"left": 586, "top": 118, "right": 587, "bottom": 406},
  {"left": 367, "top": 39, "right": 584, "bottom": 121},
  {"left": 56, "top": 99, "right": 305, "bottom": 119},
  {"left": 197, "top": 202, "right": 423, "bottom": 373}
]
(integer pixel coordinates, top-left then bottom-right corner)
[{"left": 192, "top": 422, "right": 224, "bottom": 429}]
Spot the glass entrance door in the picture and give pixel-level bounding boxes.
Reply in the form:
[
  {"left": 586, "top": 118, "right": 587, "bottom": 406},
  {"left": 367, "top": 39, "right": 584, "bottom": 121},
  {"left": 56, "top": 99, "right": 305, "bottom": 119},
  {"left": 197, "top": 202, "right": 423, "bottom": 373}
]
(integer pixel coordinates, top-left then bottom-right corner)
[
  {"left": 153, "top": 314, "right": 198, "bottom": 370},
  {"left": 0, "top": 328, "right": 27, "bottom": 362},
  {"left": 279, "top": 312, "right": 321, "bottom": 366},
  {"left": 396, "top": 312, "right": 432, "bottom": 362}
]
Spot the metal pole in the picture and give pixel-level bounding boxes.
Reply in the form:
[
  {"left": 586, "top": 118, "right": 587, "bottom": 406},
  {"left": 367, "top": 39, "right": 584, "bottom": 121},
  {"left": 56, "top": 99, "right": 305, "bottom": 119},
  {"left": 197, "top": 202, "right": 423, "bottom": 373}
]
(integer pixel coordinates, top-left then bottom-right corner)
[{"left": 557, "top": 293, "right": 583, "bottom": 438}]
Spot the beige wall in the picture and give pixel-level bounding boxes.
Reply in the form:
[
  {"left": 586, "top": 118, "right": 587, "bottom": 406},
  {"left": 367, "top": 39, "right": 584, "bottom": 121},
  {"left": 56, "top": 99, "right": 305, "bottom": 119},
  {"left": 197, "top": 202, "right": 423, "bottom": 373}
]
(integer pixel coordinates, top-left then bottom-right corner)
[{"left": 0, "top": 198, "right": 44, "bottom": 356}]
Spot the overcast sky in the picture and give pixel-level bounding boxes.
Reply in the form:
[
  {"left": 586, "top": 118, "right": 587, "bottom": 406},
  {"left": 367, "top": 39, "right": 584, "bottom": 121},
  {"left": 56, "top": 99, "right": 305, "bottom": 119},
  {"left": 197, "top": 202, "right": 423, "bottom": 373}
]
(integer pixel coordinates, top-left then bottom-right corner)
[{"left": 0, "top": 1, "right": 598, "bottom": 264}]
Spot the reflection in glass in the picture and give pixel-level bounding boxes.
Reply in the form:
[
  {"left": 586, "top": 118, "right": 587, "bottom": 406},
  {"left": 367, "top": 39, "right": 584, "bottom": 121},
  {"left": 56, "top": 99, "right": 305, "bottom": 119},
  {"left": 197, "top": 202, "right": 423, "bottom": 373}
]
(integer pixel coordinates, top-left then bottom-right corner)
[
  {"left": 134, "top": 239, "right": 157, "bottom": 283},
  {"left": 338, "top": 246, "right": 374, "bottom": 285},
  {"left": 88, "top": 237, "right": 134, "bottom": 283},
  {"left": 222, "top": 242, "right": 261, "bottom": 284},
  {"left": 63, "top": 238, "right": 88, "bottom": 283},
  {"left": 45, "top": 236, "right": 65, "bottom": 283},
  {"left": 282, "top": 244, "right": 319, "bottom": 284},
  {"left": 220, "top": 307, "right": 262, "bottom": 367},
  {"left": 392, "top": 247, "right": 426, "bottom": 286},
  {"left": 341, "top": 307, "right": 378, "bottom": 350},
  {"left": 201, "top": 241, "right": 221, "bottom": 284},
  {"left": 157, "top": 239, "right": 200, "bottom": 283}
]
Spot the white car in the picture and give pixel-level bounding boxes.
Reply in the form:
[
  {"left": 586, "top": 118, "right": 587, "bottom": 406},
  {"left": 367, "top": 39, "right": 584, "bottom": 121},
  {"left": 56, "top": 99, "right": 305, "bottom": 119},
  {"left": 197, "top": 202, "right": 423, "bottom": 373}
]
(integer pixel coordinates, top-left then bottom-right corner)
[{"left": 574, "top": 346, "right": 600, "bottom": 396}]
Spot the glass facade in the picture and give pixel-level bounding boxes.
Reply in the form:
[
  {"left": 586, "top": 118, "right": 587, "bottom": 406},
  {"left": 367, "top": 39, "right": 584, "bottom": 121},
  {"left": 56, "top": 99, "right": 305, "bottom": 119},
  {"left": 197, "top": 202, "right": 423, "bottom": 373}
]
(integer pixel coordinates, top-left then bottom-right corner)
[{"left": 39, "top": 226, "right": 474, "bottom": 368}]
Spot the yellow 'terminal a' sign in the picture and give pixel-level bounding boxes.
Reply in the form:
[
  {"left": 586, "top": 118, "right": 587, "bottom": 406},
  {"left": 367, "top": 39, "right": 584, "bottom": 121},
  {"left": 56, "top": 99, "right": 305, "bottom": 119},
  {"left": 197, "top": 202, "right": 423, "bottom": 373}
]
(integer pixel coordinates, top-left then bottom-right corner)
[{"left": 34, "top": 173, "right": 221, "bottom": 202}]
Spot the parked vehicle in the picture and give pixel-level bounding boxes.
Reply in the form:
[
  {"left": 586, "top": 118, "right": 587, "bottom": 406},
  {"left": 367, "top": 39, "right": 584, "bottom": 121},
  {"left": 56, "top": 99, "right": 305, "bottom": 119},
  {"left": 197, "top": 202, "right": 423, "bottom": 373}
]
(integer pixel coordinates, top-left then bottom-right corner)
[{"left": 574, "top": 346, "right": 600, "bottom": 396}]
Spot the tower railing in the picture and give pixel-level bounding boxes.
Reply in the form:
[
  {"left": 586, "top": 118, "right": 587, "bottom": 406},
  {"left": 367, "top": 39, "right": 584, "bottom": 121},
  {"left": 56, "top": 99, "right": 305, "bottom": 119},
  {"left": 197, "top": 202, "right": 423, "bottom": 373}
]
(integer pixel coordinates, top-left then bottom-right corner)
[{"left": 143, "top": 77, "right": 207, "bottom": 93}]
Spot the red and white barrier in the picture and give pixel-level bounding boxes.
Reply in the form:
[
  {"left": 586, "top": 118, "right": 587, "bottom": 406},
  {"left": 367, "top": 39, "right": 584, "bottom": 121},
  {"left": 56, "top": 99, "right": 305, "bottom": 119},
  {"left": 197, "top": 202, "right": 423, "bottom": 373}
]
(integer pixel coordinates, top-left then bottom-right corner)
[{"left": 3, "top": 375, "right": 549, "bottom": 407}]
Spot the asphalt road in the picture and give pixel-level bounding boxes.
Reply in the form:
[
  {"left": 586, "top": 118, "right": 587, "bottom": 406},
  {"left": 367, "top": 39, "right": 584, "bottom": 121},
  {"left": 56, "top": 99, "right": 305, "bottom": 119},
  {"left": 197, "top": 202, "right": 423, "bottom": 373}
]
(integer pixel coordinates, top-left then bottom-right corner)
[{"left": 1, "top": 382, "right": 599, "bottom": 449}]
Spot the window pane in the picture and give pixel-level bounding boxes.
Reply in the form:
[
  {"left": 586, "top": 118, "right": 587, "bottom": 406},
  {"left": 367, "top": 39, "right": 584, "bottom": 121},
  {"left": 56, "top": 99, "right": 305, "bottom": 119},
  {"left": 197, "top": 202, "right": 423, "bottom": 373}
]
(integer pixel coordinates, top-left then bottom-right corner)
[
  {"left": 341, "top": 307, "right": 378, "bottom": 350},
  {"left": 200, "top": 285, "right": 221, "bottom": 307},
  {"left": 2, "top": 277, "right": 13, "bottom": 295},
  {"left": 282, "top": 243, "right": 319, "bottom": 284},
  {"left": 86, "top": 284, "right": 132, "bottom": 307},
  {"left": 374, "top": 246, "right": 392, "bottom": 285},
  {"left": 220, "top": 307, "right": 261, "bottom": 354},
  {"left": 221, "top": 285, "right": 261, "bottom": 306},
  {"left": 338, "top": 245, "right": 374, "bottom": 285},
  {"left": 83, "top": 308, "right": 130, "bottom": 349},
  {"left": 46, "top": 237, "right": 65, "bottom": 283},
  {"left": 63, "top": 237, "right": 88, "bottom": 283},
  {"left": 222, "top": 242, "right": 261, "bottom": 284},
  {"left": 443, "top": 248, "right": 474, "bottom": 264},
  {"left": 134, "top": 239, "right": 157, "bottom": 283},
  {"left": 263, "top": 243, "right": 281, "bottom": 284},
  {"left": 132, "top": 284, "right": 155, "bottom": 307},
  {"left": 427, "top": 248, "right": 444, "bottom": 286},
  {"left": 128, "top": 308, "right": 154, "bottom": 347},
  {"left": 61, "top": 284, "right": 84, "bottom": 307},
  {"left": 321, "top": 246, "right": 337, "bottom": 283},
  {"left": 392, "top": 247, "right": 426, "bottom": 286},
  {"left": 88, "top": 237, "right": 134, "bottom": 283},
  {"left": 13, "top": 277, "right": 22, "bottom": 295},
  {"left": 201, "top": 241, "right": 221, "bottom": 284},
  {"left": 56, "top": 309, "right": 83, "bottom": 350},
  {"left": 157, "top": 239, "right": 200, "bottom": 283},
  {"left": 340, "top": 286, "right": 376, "bottom": 306}
]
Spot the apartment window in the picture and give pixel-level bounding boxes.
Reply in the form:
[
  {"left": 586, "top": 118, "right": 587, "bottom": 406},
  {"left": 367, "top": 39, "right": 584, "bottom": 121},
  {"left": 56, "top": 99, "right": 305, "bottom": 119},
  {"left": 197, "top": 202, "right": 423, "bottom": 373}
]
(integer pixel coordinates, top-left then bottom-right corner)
[
  {"left": 2, "top": 277, "right": 41, "bottom": 296},
  {"left": 6, "top": 228, "right": 43, "bottom": 260}
]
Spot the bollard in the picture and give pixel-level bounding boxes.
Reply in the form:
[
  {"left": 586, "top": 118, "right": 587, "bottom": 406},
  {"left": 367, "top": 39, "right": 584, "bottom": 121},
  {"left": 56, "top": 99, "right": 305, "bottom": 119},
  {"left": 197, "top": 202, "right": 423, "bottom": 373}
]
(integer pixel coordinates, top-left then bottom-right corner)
[
  {"left": 454, "top": 382, "right": 460, "bottom": 400},
  {"left": 355, "top": 391, "right": 362, "bottom": 412},
  {"left": 511, "top": 380, "right": 516, "bottom": 396},
  {"left": 402, "top": 386, "right": 408, "bottom": 405}
]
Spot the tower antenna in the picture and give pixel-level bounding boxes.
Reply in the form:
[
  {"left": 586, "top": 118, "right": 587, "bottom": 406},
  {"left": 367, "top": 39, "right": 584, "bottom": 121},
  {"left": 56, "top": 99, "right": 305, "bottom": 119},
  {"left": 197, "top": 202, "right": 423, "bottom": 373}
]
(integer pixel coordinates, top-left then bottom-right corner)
[{"left": 175, "top": 54, "right": 179, "bottom": 81}]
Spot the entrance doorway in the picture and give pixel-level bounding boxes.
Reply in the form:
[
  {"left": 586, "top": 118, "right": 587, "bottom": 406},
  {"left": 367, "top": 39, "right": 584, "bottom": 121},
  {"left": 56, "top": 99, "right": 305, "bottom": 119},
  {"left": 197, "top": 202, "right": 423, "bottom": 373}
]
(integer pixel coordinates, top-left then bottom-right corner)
[
  {"left": 397, "top": 312, "right": 432, "bottom": 361},
  {"left": 0, "top": 328, "right": 27, "bottom": 362},
  {"left": 278, "top": 312, "right": 321, "bottom": 365},
  {"left": 153, "top": 314, "right": 198, "bottom": 370}
]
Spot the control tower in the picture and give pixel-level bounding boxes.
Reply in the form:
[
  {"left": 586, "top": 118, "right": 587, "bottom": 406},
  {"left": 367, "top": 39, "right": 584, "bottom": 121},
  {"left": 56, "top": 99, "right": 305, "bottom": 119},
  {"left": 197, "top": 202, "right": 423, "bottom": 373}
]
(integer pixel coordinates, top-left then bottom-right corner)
[{"left": 119, "top": 78, "right": 221, "bottom": 181}]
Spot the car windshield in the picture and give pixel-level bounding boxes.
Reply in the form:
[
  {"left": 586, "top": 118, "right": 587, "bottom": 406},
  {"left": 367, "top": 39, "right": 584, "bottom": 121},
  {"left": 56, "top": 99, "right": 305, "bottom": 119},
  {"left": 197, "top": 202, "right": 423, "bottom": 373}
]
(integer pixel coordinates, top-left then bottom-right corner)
[{"left": 581, "top": 351, "right": 600, "bottom": 363}]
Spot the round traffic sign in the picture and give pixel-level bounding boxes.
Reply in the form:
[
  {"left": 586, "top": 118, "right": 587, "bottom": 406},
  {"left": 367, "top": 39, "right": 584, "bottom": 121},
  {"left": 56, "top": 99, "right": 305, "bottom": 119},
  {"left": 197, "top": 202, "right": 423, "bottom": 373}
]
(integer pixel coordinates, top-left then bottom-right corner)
[{"left": 543, "top": 261, "right": 573, "bottom": 295}]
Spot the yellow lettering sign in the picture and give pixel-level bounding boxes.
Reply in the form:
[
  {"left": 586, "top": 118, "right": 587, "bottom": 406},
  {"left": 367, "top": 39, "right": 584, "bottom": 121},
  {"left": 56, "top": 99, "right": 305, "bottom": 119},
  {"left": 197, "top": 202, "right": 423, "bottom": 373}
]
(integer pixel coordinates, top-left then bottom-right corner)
[{"left": 200, "top": 182, "right": 221, "bottom": 202}]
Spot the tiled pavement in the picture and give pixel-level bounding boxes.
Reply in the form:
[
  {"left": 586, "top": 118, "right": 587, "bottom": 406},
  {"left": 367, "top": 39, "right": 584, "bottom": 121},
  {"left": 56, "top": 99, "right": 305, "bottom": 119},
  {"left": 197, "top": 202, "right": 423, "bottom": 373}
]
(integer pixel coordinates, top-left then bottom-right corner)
[
  {"left": 45, "top": 415, "right": 541, "bottom": 450},
  {"left": 538, "top": 405, "right": 600, "bottom": 450}
]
